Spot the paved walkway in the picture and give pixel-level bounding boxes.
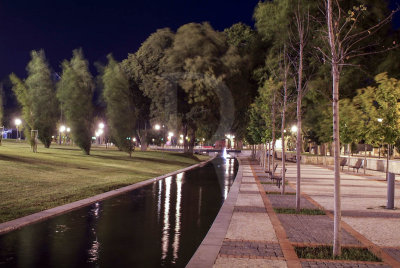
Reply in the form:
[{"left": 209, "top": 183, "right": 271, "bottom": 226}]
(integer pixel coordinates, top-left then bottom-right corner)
[{"left": 197, "top": 157, "right": 400, "bottom": 267}]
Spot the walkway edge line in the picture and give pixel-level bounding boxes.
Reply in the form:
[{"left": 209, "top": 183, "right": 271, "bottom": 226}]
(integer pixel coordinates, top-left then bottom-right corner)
[
  {"left": 187, "top": 158, "right": 243, "bottom": 268},
  {"left": 0, "top": 156, "right": 216, "bottom": 235}
]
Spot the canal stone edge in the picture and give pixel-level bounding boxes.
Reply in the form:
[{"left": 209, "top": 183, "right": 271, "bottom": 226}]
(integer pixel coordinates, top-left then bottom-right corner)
[{"left": 186, "top": 157, "right": 243, "bottom": 268}]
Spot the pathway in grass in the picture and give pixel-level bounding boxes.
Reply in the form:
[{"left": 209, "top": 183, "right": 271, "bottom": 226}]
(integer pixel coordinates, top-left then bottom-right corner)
[{"left": 0, "top": 140, "right": 208, "bottom": 223}]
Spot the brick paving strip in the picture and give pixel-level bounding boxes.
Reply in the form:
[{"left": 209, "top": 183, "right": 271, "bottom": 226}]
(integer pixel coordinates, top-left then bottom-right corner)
[
  {"left": 251, "top": 162, "right": 302, "bottom": 268},
  {"left": 219, "top": 240, "right": 284, "bottom": 259}
]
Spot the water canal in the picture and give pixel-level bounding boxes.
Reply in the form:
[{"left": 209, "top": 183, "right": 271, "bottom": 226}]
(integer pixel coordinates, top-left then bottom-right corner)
[{"left": 0, "top": 156, "right": 238, "bottom": 267}]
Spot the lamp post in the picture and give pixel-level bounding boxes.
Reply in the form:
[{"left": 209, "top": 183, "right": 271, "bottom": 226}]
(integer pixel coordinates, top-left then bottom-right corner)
[
  {"left": 59, "top": 125, "right": 66, "bottom": 145},
  {"left": 15, "top": 119, "right": 22, "bottom": 140},
  {"left": 15, "top": 118, "right": 22, "bottom": 140},
  {"left": 377, "top": 118, "right": 383, "bottom": 158}
]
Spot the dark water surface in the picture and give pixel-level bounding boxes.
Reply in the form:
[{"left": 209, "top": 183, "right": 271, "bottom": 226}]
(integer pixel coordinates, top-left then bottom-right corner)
[{"left": 0, "top": 156, "right": 238, "bottom": 267}]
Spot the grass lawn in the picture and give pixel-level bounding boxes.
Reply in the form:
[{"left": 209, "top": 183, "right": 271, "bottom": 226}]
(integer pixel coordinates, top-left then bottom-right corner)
[{"left": 0, "top": 140, "right": 209, "bottom": 223}]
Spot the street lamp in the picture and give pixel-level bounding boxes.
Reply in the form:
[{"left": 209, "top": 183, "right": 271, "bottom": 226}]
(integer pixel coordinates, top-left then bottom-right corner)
[
  {"left": 59, "top": 125, "right": 66, "bottom": 144},
  {"left": 291, "top": 125, "right": 298, "bottom": 133},
  {"left": 15, "top": 118, "right": 22, "bottom": 140},
  {"left": 154, "top": 124, "right": 161, "bottom": 130},
  {"left": 99, "top": 122, "right": 105, "bottom": 129}
]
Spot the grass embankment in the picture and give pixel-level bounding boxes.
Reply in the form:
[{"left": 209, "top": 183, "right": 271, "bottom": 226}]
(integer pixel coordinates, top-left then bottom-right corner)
[{"left": 0, "top": 140, "right": 208, "bottom": 223}]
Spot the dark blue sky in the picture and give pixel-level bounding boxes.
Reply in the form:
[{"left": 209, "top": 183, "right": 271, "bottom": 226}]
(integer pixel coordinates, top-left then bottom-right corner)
[
  {"left": 0, "top": 0, "right": 258, "bottom": 80},
  {"left": 1, "top": 0, "right": 400, "bottom": 81}
]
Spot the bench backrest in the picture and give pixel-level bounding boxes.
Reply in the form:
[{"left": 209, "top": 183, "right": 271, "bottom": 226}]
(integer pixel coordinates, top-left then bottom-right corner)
[
  {"left": 355, "top": 159, "right": 363, "bottom": 168},
  {"left": 340, "top": 158, "right": 347, "bottom": 166}
]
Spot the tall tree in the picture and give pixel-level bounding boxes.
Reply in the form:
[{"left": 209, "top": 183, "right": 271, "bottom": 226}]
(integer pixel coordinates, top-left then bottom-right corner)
[
  {"left": 122, "top": 28, "right": 174, "bottom": 151},
  {"left": 103, "top": 55, "right": 136, "bottom": 157},
  {"left": 322, "top": 0, "right": 397, "bottom": 256},
  {"left": 10, "top": 50, "right": 59, "bottom": 148},
  {"left": 25, "top": 50, "right": 59, "bottom": 148},
  {"left": 57, "top": 49, "right": 94, "bottom": 155}
]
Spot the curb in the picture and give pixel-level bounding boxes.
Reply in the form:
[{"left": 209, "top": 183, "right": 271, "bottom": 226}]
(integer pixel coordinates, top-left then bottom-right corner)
[
  {"left": 186, "top": 157, "right": 243, "bottom": 268},
  {"left": 0, "top": 156, "right": 216, "bottom": 235}
]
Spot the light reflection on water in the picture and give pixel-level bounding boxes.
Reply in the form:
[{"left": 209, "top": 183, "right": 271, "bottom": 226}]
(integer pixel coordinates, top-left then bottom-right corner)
[{"left": 0, "top": 157, "right": 238, "bottom": 267}]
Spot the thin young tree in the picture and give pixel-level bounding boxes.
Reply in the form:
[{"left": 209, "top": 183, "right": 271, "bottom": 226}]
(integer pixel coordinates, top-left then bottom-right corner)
[
  {"left": 57, "top": 49, "right": 94, "bottom": 155},
  {"left": 289, "top": 2, "right": 311, "bottom": 211},
  {"left": 321, "top": 0, "right": 398, "bottom": 256}
]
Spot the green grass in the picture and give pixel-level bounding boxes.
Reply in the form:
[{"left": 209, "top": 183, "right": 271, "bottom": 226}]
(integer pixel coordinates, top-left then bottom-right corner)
[
  {"left": 266, "top": 191, "right": 296, "bottom": 195},
  {"left": 294, "top": 246, "right": 381, "bottom": 262},
  {"left": 0, "top": 140, "right": 209, "bottom": 223},
  {"left": 274, "top": 208, "right": 326, "bottom": 215}
]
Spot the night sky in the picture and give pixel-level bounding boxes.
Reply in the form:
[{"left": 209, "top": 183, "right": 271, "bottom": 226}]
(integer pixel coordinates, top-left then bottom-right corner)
[
  {"left": 1, "top": 0, "right": 400, "bottom": 81},
  {"left": 0, "top": 0, "right": 259, "bottom": 81},
  {"left": 0, "top": 0, "right": 400, "bottom": 105}
]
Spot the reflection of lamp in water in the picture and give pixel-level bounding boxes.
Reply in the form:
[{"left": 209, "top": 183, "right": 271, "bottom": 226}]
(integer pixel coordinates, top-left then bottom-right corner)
[
  {"left": 161, "top": 176, "right": 172, "bottom": 261},
  {"left": 172, "top": 173, "right": 183, "bottom": 260}
]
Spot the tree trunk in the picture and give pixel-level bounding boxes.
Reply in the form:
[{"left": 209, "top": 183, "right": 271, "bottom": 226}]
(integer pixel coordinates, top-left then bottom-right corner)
[
  {"left": 327, "top": 0, "right": 342, "bottom": 256},
  {"left": 348, "top": 144, "right": 351, "bottom": 172},
  {"left": 188, "top": 130, "right": 195, "bottom": 155},
  {"left": 281, "top": 53, "right": 289, "bottom": 195},
  {"left": 267, "top": 142, "right": 271, "bottom": 172},
  {"left": 272, "top": 91, "right": 277, "bottom": 176},
  {"left": 364, "top": 144, "right": 367, "bottom": 174}
]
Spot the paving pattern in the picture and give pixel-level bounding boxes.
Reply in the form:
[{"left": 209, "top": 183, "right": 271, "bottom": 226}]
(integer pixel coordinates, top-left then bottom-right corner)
[
  {"left": 267, "top": 194, "right": 317, "bottom": 209},
  {"left": 220, "top": 240, "right": 283, "bottom": 258},
  {"left": 278, "top": 214, "right": 361, "bottom": 245},
  {"left": 209, "top": 158, "right": 400, "bottom": 268}
]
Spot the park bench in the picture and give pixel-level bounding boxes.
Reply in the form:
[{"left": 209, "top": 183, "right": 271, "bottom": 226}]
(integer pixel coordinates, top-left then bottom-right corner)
[
  {"left": 265, "top": 163, "right": 278, "bottom": 177},
  {"left": 271, "top": 168, "right": 288, "bottom": 188},
  {"left": 350, "top": 159, "right": 363, "bottom": 173},
  {"left": 340, "top": 158, "right": 347, "bottom": 171}
]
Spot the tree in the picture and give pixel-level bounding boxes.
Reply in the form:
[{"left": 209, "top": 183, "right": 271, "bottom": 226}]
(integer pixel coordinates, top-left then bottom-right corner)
[
  {"left": 371, "top": 73, "right": 400, "bottom": 178},
  {"left": 25, "top": 50, "right": 59, "bottom": 148},
  {"left": 10, "top": 50, "right": 59, "bottom": 149},
  {"left": 57, "top": 49, "right": 94, "bottom": 155},
  {"left": 122, "top": 28, "right": 173, "bottom": 151},
  {"left": 321, "top": 0, "right": 397, "bottom": 256},
  {"left": 103, "top": 55, "right": 137, "bottom": 157},
  {"left": 339, "top": 98, "right": 362, "bottom": 170}
]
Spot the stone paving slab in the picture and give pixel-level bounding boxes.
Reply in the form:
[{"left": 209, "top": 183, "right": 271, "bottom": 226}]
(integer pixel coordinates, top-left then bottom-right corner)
[
  {"left": 267, "top": 195, "right": 317, "bottom": 209},
  {"left": 277, "top": 214, "right": 360, "bottom": 245},
  {"left": 383, "top": 247, "right": 400, "bottom": 262},
  {"left": 236, "top": 193, "right": 265, "bottom": 207},
  {"left": 342, "top": 217, "right": 400, "bottom": 247},
  {"left": 241, "top": 176, "right": 256, "bottom": 183},
  {"left": 240, "top": 183, "right": 258, "bottom": 192},
  {"left": 226, "top": 212, "right": 278, "bottom": 242},
  {"left": 300, "top": 261, "right": 390, "bottom": 267},
  {"left": 220, "top": 240, "right": 283, "bottom": 258},
  {"left": 214, "top": 257, "right": 287, "bottom": 267}
]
